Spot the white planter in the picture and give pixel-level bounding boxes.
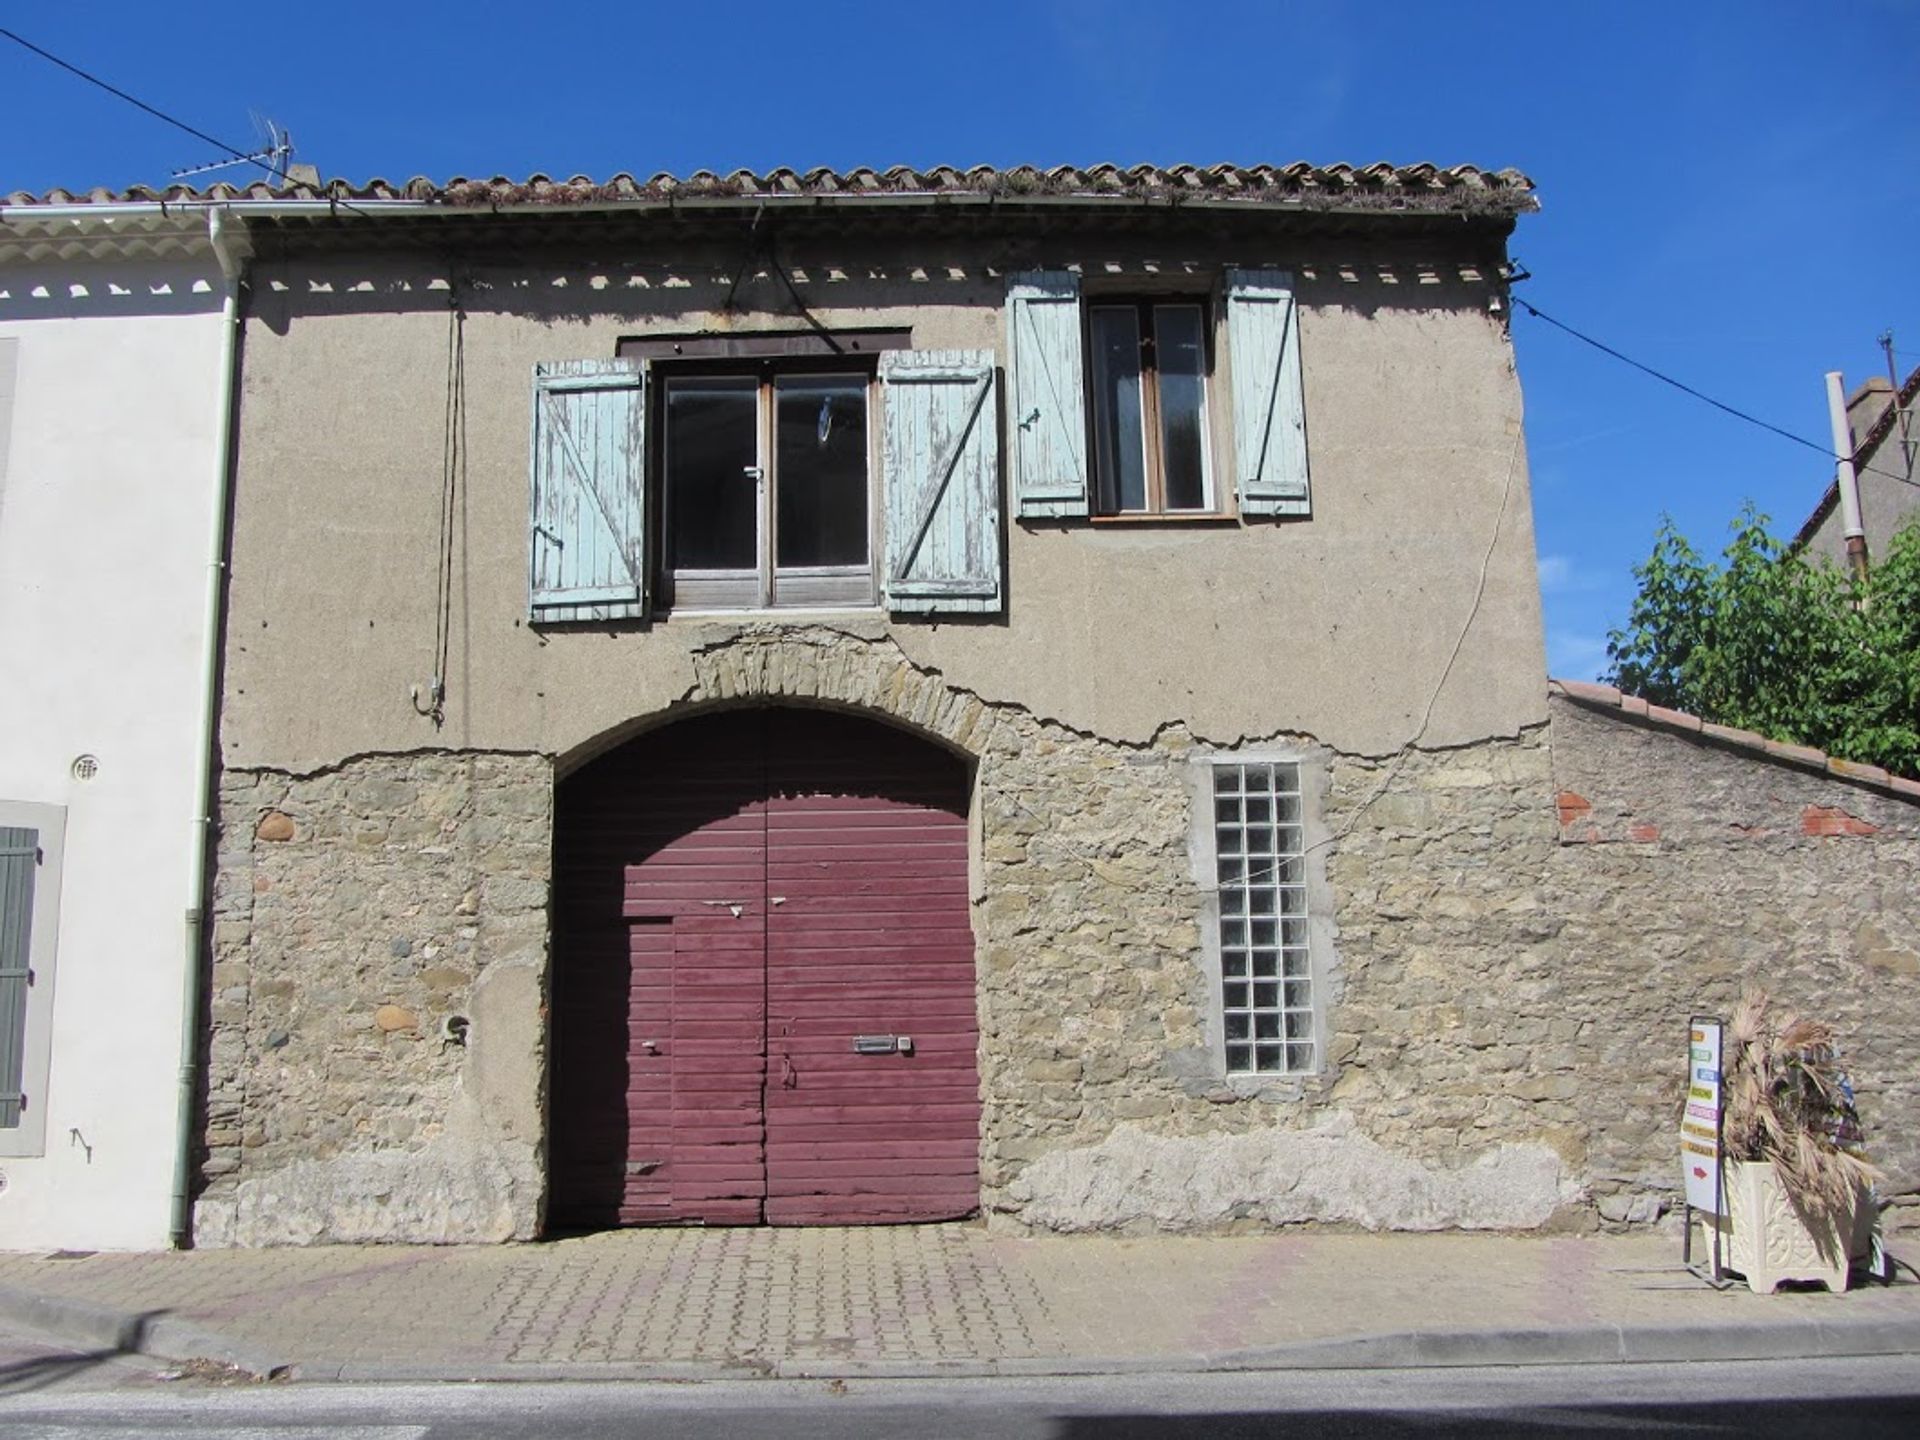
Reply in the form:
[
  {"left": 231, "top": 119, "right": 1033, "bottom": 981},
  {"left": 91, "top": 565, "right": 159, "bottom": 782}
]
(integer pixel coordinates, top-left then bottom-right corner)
[{"left": 1720, "top": 1159, "right": 1870, "bottom": 1295}]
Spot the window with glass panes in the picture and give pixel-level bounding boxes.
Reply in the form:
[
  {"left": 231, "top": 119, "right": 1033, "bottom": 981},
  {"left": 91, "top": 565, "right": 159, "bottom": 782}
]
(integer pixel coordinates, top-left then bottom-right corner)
[
  {"left": 1212, "top": 761, "right": 1314, "bottom": 1074},
  {"left": 662, "top": 366, "right": 873, "bottom": 610},
  {"left": 1087, "top": 298, "right": 1214, "bottom": 515}
]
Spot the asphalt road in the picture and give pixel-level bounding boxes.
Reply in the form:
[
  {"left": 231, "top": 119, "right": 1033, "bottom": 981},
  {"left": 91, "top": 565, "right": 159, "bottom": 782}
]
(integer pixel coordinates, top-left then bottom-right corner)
[{"left": 2, "top": 1355, "right": 1919, "bottom": 1438}]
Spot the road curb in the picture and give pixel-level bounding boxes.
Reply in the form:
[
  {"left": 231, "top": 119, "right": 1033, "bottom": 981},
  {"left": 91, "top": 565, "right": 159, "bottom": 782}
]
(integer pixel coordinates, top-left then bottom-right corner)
[
  {"left": 5, "top": 1279, "right": 1919, "bottom": 1383},
  {"left": 285, "top": 1316, "right": 1920, "bottom": 1382},
  {"left": 1210, "top": 1315, "right": 1920, "bottom": 1370},
  {"left": 0, "top": 1282, "right": 293, "bottom": 1380}
]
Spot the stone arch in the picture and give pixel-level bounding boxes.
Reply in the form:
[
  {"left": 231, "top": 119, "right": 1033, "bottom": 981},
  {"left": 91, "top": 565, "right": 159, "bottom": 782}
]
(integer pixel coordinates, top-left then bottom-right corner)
[{"left": 556, "top": 628, "right": 1002, "bottom": 779}]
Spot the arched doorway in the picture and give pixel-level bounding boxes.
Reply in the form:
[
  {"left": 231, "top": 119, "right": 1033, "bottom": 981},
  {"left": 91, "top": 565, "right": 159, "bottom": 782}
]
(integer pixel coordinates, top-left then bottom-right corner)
[{"left": 548, "top": 705, "right": 980, "bottom": 1228}]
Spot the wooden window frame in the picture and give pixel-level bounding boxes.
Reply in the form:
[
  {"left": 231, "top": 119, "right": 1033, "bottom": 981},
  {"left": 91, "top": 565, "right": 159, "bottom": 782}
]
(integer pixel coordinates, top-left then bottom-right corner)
[
  {"left": 655, "top": 357, "right": 880, "bottom": 613},
  {"left": 1085, "top": 296, "right": 1224, "bottom": 521}
]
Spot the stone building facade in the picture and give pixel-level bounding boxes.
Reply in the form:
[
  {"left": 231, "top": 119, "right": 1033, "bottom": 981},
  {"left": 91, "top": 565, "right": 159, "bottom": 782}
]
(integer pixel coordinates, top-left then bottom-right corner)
[{"left": 41, "top": 163, "right": 1897, "bottom": 1246}]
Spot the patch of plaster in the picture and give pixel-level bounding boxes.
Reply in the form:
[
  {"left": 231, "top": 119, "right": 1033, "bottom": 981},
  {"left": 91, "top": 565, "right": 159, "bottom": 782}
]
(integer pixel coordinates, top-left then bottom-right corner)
[
  {"left": 1008, "top": 1114, "right": 1578, "bottom": 1233},
  {"left": 194, "top": 1118, "right": 527, "bottom": 1247}
]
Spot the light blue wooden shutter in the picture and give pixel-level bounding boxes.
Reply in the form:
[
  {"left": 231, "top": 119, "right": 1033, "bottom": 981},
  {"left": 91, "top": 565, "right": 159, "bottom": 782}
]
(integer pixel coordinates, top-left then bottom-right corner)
[
  {"left": 881, "top": 349, "right": 1003, "bottom": 613},
  {"left": 0, "top": 827, "right": 37, "bottom": 1130},
  {"left": 1006, "top": 271, "right": 1089, "bottom": 517},
  {"left": 529, "top": 358, "right": 647, "bottom": 623},
  {"left": 1225, "top": 269, "right": 1311, "bottom": 517}
]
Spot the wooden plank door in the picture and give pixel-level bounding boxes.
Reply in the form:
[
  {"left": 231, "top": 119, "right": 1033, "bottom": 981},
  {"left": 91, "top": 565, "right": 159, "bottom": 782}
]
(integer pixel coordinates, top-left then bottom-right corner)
[
  {"left": 762, "top": 712, "right": 980, "bottom": 1224},
  {"left": 553, "top": 710, "right": 769, "bottom": 1227},
  {"left": 667, "top": 913, "right": 766, "bottom": 1222},
  {"left": 551, "top": 706, "right": 979, "bottom": 1229}
]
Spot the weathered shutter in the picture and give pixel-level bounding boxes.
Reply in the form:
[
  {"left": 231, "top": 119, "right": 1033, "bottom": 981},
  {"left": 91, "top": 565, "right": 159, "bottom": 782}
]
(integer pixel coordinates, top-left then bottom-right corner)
[
  {"left": 529, "top": 358, "right": 648, "bottom": 623},
  {"left": 1225, "top": 269, "right": 1311, "bottom": 517},
  {"left": 0, "top": 827, "right": 37, "bottom": 1130},
  {"left": 1006, "top": 271, "right": 1089, "bottom": 517},
  {"left": 880, "top": 349, "right": 1003, "bottom": 614}
]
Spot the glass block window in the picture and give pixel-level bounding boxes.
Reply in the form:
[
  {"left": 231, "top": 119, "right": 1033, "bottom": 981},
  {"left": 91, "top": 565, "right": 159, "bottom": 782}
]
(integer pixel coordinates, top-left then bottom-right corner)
[{"left": 1213, "top": 762, "right": 1314, "bottom": 1075}]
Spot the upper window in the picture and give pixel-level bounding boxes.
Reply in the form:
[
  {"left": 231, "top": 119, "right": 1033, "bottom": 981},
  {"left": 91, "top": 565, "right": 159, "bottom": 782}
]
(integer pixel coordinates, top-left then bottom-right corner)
[
  {"left": 1087, "top": 300, "right": 1215, "bottom": 516},
  {"left": 663, "top": 368, "right": 874, "bottom": 610},
  {"left": 1007, "top": 268, "right": 1309, "bottom": 523},
  {"left": 528, "top": 349, "right": 1002, "bottom": 624}
]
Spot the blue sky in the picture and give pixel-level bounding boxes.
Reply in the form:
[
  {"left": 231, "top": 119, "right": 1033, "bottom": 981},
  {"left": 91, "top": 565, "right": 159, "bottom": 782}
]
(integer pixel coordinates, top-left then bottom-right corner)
[{"left": 4, "top": 1, "right": 1916, "bottom": 678}]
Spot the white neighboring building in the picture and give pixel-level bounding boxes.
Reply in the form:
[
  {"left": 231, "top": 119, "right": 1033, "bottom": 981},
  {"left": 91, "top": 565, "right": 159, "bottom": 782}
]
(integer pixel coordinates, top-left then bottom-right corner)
[{"left": 0, "top": 206, "right": 239, "bottom": 1249}]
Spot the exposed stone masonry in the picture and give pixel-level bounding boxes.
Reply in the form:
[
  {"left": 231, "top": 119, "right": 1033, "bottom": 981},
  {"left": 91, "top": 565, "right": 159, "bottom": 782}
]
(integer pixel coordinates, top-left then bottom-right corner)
[
  {"left": 198, "top": 627, "right": 1920, "bottom": 1243},
  {"left": 198, "top": 753, "right": 551, "bottom": 1245}
]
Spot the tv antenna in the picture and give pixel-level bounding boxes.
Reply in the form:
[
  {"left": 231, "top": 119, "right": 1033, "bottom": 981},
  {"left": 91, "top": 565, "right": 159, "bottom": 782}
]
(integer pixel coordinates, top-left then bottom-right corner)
[{"left": 170, "top": 112, "right": 293, "bottom": 182}]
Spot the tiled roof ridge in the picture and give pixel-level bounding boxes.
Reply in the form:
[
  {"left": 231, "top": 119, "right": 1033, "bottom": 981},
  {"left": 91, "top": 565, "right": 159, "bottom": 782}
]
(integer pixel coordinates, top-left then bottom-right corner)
[
  {"left": 1549, "top": 679, "right": 1920, "bottom": 801},
  {"left": 3, "top": 162, "right": 1536, "bottom": 215},
  {"left": 1789, "top": 361, "right": 1920, "bottom": 552}
]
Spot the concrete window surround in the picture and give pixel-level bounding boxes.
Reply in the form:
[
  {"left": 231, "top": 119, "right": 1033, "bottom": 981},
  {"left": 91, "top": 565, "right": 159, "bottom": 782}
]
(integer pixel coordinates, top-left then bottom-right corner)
[
  {"left": 1186, "top": 745, "right": 1338, "bottom": 1097},
  {"left": 0, "top": 799, "right": 65, "bottom": 1158}
]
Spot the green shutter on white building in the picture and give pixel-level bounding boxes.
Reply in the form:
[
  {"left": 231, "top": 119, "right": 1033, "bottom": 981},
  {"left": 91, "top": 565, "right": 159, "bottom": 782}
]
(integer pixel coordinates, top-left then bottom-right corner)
[{"left": 0, "top": 826, "right": 39, "bottom": 1131}]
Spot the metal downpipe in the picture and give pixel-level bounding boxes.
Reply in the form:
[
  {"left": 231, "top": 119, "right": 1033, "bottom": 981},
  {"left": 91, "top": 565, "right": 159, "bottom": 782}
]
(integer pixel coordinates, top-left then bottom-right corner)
[{"left": 170, "top": 206, "right": 244, "bottom": 1248}]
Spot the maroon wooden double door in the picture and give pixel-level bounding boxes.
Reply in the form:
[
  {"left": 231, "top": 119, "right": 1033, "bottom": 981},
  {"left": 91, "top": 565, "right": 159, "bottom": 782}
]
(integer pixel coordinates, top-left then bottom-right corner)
[{"left": 549, "top": 707, "right": 980, "bottom": 1227}]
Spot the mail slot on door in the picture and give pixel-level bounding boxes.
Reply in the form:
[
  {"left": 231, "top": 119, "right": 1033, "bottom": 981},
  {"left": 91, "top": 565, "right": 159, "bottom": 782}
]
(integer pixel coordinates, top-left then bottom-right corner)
[{"left": 852, "top": 1034, "right": 913, "bottom": 1055}]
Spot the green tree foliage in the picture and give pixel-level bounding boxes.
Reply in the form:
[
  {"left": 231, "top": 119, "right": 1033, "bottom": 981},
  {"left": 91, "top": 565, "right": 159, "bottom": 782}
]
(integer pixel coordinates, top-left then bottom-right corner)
[{"left": 1606, "top": 506, "right": 1920, "bottom": 777}]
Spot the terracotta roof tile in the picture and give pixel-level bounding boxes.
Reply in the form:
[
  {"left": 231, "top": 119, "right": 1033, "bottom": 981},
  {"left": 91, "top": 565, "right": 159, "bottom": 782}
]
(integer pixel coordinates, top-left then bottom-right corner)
[
  {"left": 1547, "top": 679, "right": 1919, "bottom": 803},
  {"left": 2, "top": 162, "right": 1537, "bottom": 217}
]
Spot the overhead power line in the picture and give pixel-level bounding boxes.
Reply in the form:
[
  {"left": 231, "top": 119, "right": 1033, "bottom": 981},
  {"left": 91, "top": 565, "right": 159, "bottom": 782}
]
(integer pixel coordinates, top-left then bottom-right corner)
[
  {"left": 1513, "top": 296, "right": 1919, "bottom": 491},
  {"left": 0, "top": 26, "right": 284, "bottom": 182}
]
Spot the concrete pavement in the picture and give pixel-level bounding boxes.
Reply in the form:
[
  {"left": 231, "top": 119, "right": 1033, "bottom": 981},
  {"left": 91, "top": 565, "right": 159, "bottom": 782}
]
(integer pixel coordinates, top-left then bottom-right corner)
[{"left": 1, "top": 1226, "right": 1917, "bottom": 1382}]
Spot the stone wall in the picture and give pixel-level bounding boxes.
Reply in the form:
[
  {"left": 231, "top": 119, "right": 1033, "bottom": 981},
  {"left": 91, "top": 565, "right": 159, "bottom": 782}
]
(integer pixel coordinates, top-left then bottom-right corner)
[
  {"left": 196, "top": 753, "right": 552, "bottom": 1245},
  {"left": 195, "top": 630, "right": 1920, "bottom": 1243},
  {"left": 1544, "top": 695, "right": 1920, "bottom": 1212}
]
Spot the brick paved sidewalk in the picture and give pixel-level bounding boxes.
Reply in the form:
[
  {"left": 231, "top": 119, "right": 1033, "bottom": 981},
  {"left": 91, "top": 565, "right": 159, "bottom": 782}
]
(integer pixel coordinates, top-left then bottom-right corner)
[{"left": 2, "top": 1227, "right": 1918, "bottom": 1378}]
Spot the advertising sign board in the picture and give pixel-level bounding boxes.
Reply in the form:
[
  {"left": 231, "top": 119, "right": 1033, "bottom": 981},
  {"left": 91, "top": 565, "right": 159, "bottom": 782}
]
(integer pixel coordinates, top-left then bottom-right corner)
[{"left": 1682, "top": 1017, "right": 1724, "bottom": 1215}]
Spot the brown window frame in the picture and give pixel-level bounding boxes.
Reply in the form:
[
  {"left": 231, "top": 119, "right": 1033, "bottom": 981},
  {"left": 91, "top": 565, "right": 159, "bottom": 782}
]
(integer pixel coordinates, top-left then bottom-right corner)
[{"left": 1085, "top": 296, "right": 1222, "bottom": 520}]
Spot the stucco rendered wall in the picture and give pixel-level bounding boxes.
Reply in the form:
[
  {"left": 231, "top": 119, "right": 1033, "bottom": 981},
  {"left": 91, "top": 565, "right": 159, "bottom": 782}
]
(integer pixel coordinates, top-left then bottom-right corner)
[
  {"left": 0, "top": 259, "right": 228, "bottom": 1249},
  {"left": 219, "top": 233, "right": 1544, "bottom": 776}
]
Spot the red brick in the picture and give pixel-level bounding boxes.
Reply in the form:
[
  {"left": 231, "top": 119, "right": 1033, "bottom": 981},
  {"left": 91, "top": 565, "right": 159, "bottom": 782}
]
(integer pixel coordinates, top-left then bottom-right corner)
[
  {"left": 1801, "top": 804, "right": 1878, "bottom": 838},
  {"left": 1556, "top": 791, "right": 1592, "bottom": 827},
  {"left": 1627, "top": 822, "right": 1661, "bottom": 843}
]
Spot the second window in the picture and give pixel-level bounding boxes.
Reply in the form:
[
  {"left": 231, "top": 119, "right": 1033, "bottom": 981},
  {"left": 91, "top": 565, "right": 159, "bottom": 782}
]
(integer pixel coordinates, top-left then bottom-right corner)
[{"left": 1088, "top": 299, "right": 1215, "bottom": 516}]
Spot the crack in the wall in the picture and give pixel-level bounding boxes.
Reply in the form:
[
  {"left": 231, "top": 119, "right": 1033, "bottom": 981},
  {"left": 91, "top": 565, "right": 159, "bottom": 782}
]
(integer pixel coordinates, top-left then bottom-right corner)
[{"left": 226, "top": 746, "right": 552, "bottom": 783}]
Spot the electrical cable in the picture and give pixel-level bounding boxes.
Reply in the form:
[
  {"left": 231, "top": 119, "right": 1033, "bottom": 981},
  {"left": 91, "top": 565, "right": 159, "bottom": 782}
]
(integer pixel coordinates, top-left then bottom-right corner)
[
  {"left": 1300, "top": 422, "right": 1527, "bottom": 865},
  {"left": 1, "top": 26, "right": 283, "bottom": 181},
  {"left": 1514, "top": 297, "right": 1919, "bottom": 490},
  {"left": 766, "top": 231, "right": 845, "bottom": 354},
  {"left": 0, "top": 24, "right": 384, "bottom": 223}
]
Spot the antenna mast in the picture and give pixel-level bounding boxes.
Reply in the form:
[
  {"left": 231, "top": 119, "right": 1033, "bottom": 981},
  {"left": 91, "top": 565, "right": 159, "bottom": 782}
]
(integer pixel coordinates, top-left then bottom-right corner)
[{"left": 170, "top": 116, "right": 293, "bottom": 182}]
